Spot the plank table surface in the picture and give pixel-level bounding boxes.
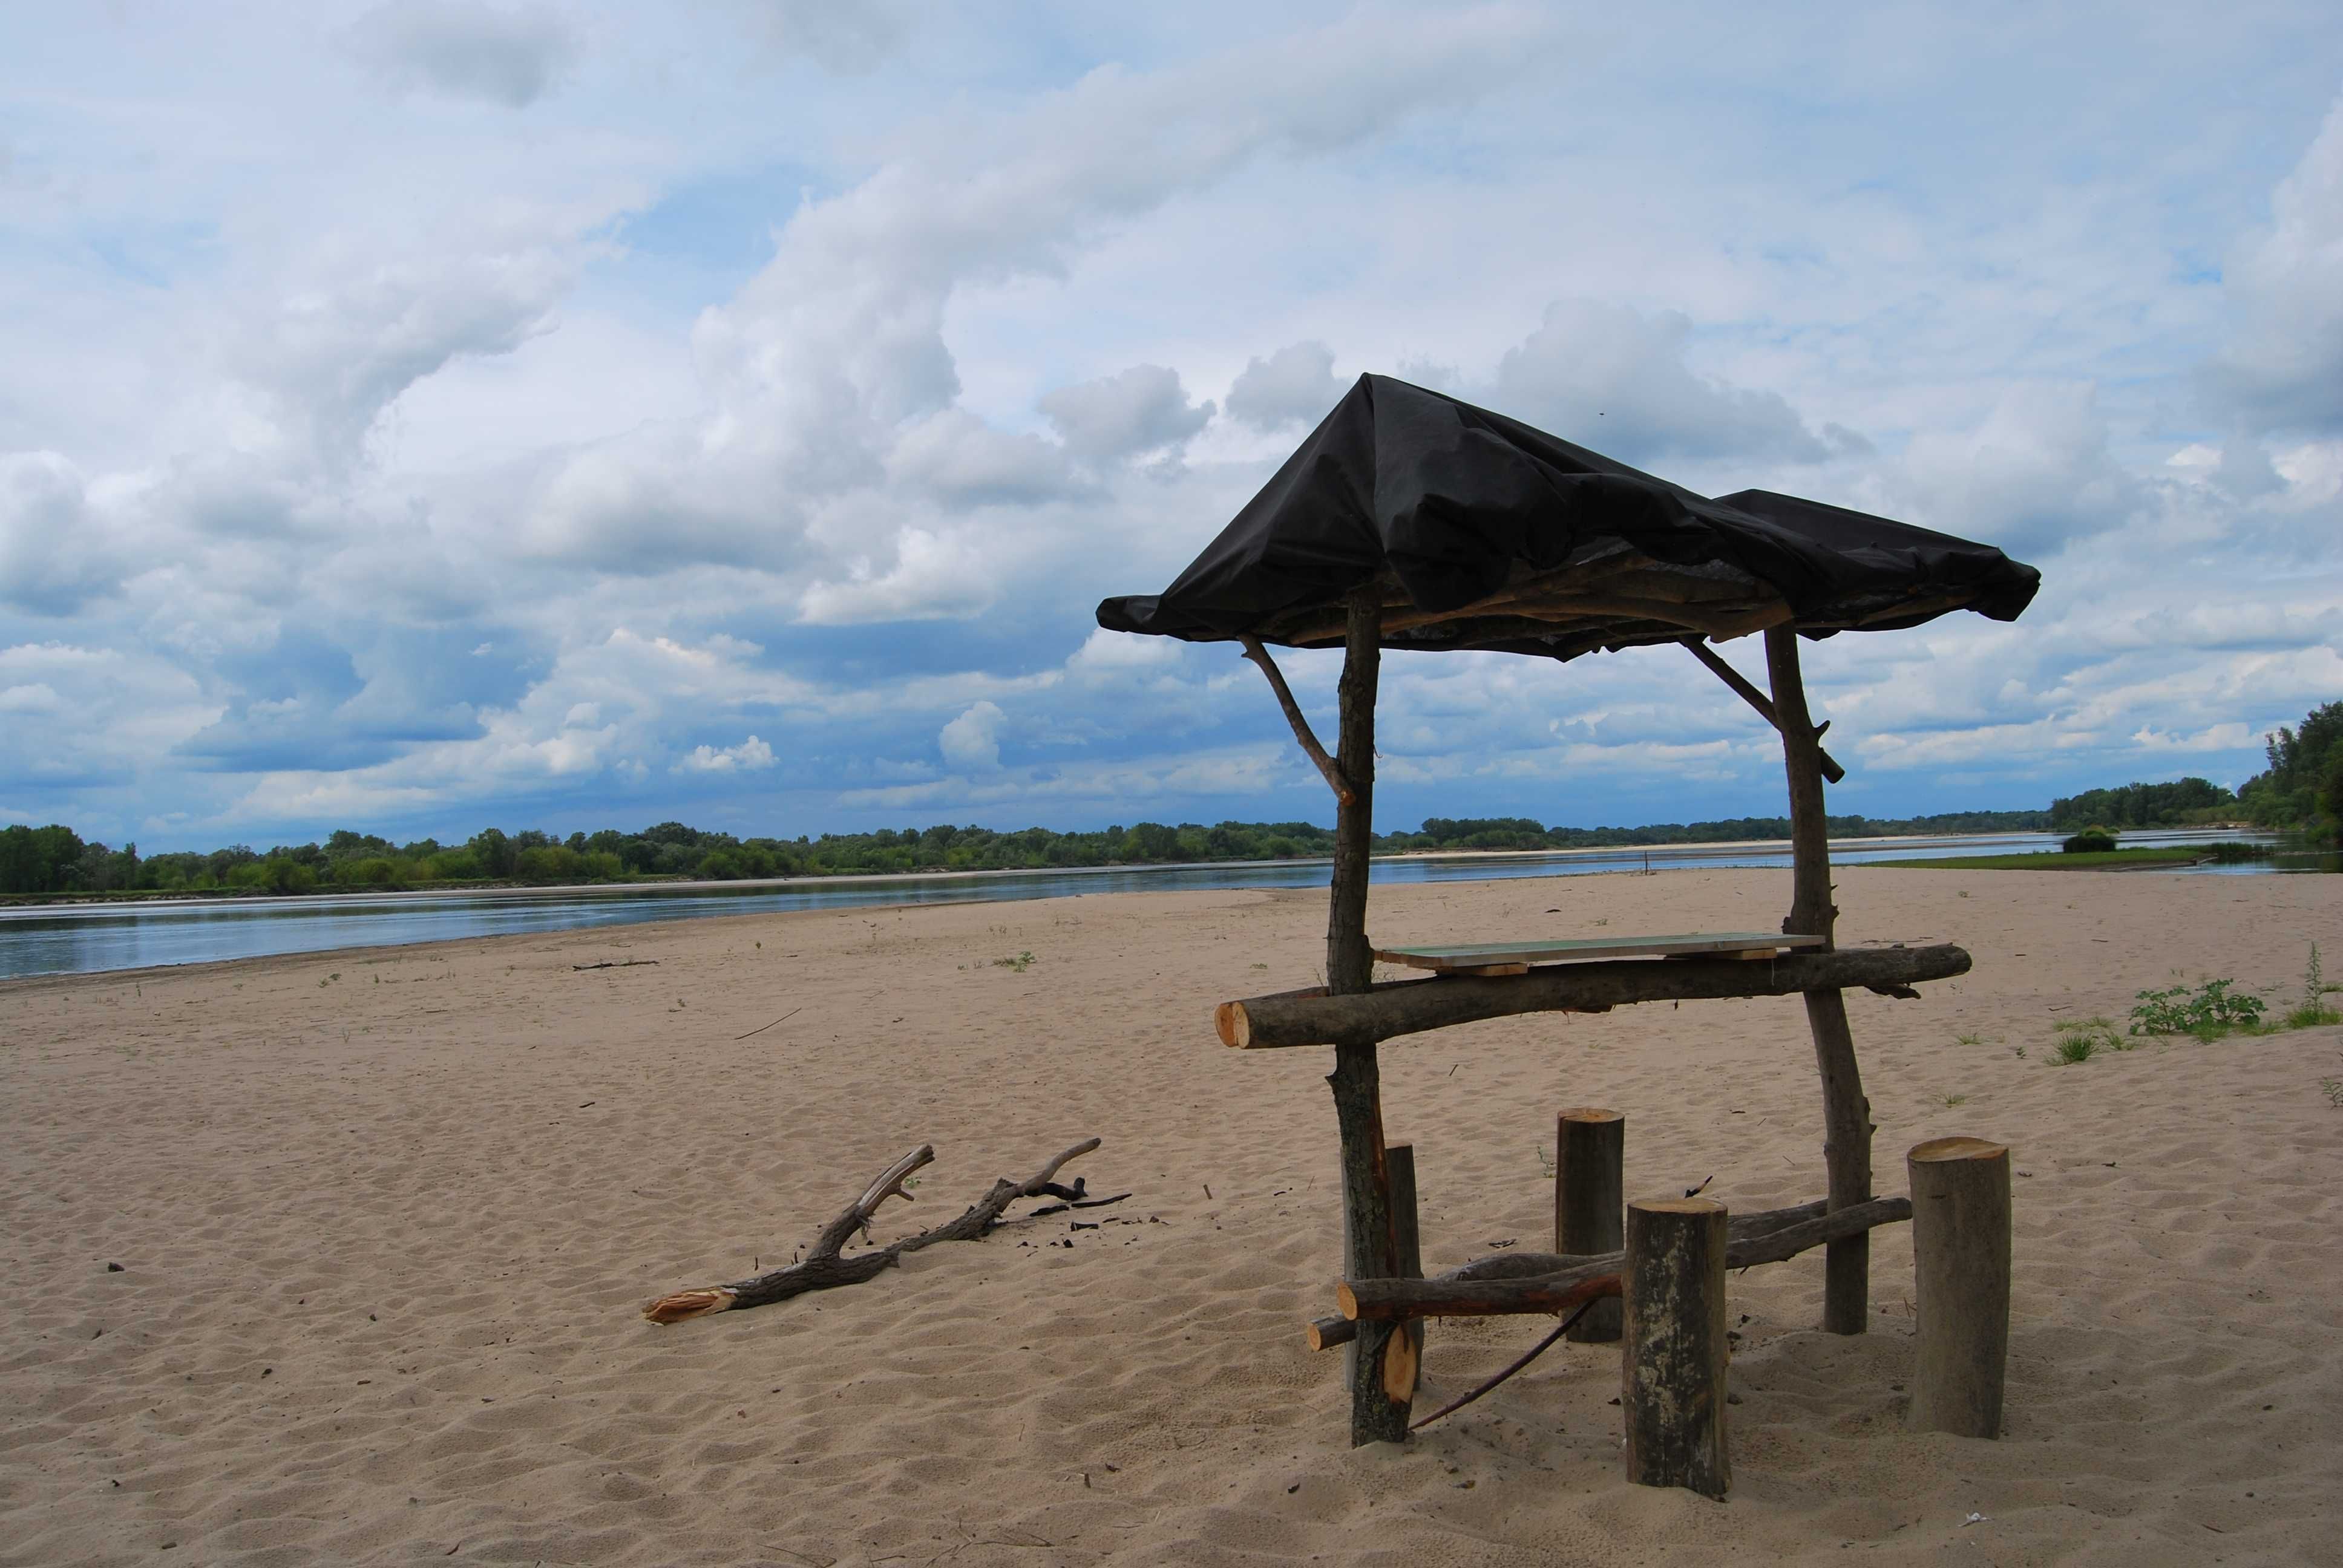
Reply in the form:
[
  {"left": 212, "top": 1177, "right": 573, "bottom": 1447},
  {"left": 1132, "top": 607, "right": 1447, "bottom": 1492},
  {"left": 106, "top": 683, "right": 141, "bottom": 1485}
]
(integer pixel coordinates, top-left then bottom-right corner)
[{"left": 1372, "top": 932, "right": 1826, "bottom": 975}]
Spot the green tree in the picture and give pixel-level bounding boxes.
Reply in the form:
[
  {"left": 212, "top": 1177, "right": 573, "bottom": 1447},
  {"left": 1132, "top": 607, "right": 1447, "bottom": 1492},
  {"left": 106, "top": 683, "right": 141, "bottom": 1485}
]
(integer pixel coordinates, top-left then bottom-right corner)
[{"left": 469, "top": 828, "right": 516, "bottom": 878}]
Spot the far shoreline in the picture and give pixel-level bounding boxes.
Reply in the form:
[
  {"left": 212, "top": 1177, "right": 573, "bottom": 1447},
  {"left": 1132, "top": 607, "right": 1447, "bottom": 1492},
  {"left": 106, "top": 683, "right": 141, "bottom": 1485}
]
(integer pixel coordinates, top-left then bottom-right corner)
[{"left": 0, "top": 828, "right": 2093, "bottom": 913}]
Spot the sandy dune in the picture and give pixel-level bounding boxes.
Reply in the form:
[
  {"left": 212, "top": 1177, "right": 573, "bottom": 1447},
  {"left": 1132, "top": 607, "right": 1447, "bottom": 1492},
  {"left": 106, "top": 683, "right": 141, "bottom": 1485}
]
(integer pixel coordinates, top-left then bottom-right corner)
[{"left": 4, "top": 865, "right": 2341, "bottom": 1566}]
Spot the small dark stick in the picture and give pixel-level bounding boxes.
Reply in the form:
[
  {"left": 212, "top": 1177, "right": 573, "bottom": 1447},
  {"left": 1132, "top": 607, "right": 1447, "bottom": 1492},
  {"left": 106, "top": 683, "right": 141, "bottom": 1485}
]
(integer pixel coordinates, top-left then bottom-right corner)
[
  {"left": 1408, "top": 1300, "right": 1597, "bottom": 1431},
  {"left": 732, "top": 1006, "right": 803, "bottom": 1042}
]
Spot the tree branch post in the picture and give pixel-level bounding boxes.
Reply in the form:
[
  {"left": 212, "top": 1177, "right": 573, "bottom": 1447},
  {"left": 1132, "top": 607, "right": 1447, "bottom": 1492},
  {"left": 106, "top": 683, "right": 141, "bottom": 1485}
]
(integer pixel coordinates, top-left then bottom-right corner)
[
  {"left": 1326, "top": 583, "right": 1410, "bottom": 1445},
  {"left": 1765, "top": 624, "right": 1874, "bottom": 1336}
]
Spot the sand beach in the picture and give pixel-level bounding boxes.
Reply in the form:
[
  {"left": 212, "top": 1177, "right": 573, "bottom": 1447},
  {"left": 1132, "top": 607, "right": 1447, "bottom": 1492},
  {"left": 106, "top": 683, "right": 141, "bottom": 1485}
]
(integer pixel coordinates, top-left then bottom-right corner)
[{"left": 4, "top": 865, "right": 2341, "bottom": 1566}]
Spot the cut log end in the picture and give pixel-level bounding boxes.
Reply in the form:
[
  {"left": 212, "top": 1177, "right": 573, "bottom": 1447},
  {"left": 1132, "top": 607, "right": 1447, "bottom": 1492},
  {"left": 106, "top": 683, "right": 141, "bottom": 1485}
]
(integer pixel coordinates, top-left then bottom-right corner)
[
  {"left": 1215, "top": 1001, "right": 1248, "bottom": 1049},
  {"left": 1911, "top": 1135, "right": 2008, "bottom": 1164},
  {"left": 1558, "top": 1106, "right": 1625, "bottom": 1125},
  {"left": 642, "top": 1287, "right": 736, "bottom": 1325},
  {"left": 1305, "top": 1316, "right": 1349, "bottom": 1352},
  {"left": 1380, "top": 1322, "right": 1421, "bottom": 1403}
]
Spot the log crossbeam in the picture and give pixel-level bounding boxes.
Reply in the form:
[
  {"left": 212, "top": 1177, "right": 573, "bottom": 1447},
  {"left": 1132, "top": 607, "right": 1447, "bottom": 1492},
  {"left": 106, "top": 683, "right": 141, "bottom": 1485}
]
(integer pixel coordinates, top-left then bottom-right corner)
[
  {"left": 1219, "top": 944, "right": 1969, "bottom": 1050},
  {"left": 1306, "top": 1199, "right": 1840, "bottom": 1350},
  {"left": 1335, "top": 1195, "right": 1912, "bottom": 1324}
]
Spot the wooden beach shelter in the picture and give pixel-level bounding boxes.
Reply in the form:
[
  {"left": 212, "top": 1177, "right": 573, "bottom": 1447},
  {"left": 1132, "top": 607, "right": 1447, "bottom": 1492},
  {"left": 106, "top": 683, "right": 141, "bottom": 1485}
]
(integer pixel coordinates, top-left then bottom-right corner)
[{"left": 1097, "top": 374, "right": 2040, "bottom": 1446}]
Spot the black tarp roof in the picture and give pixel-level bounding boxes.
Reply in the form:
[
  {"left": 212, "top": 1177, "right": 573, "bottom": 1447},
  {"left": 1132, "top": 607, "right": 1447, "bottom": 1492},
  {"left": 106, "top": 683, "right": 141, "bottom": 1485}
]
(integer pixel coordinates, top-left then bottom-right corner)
[{"left": 1096, "top": 374, "right": 2039, "bottom": 661}]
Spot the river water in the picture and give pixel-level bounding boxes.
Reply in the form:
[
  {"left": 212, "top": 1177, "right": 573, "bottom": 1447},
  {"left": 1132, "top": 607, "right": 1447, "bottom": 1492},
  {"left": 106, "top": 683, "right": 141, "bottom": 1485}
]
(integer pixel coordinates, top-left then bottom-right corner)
[{"left": 0, "top": 828, "right": 2305, "bottom": 982}]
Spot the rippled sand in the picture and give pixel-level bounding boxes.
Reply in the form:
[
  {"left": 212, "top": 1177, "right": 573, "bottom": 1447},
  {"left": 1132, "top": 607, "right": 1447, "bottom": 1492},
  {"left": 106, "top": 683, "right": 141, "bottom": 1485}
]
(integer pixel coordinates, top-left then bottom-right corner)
[{"left": 4, "top": 866, "right": 2339, "bottom": 1565}]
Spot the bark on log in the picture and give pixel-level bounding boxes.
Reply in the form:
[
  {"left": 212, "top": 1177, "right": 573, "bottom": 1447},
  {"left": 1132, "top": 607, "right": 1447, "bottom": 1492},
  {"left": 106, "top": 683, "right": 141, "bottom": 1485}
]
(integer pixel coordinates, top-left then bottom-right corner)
[
  {"left": 641, "top": 1138, "right": 1101, "bottom": 1323},
  {"left": 1219, "top": 944, "right": 1968, "bottom": 1049},
  {"left": 1338, "top": 1195, "right": 1911, "bottom": 1322},
  {"left": 1325, "top": 584, "right": 1410, "bottom": 1445},
  {"left": 1622, "top": 1198, "right": 1729, "bottom": 1497},
  {"left": 1555, "top": 1108, "right": 1625, "bottom": 1342},
  {"left": 1303, "top": 1200, "right": 1833, "bottom": 1350},
  {"left": 1907, "top": 1137, "right": 2011, "bottom": 1439},
  {"left": 1767, "top": 624, "right": 1875, "bottom": 1336},
  {"left": 1683, "top": 639, "right": 1846, "bottom": 783}
]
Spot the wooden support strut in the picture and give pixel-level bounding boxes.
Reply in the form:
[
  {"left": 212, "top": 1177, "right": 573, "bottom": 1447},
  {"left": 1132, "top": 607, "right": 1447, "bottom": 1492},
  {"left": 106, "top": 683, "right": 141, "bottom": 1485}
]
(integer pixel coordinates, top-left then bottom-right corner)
[
  {"left": 1682, "top": 639, "right": 1846, "bottom": 783},
  {"left": 1239, "top": 636, "right": 1353, "bottom": 806},
  {"left": 1766, "top": 624, "right": 1875, "bottom": 1336},
  {"left": 1323, "top": 585, "right": 1411, "bottom": 1445},
  {"left": 1218, "top": 944, "right": 1970, "bottom": 1050}
]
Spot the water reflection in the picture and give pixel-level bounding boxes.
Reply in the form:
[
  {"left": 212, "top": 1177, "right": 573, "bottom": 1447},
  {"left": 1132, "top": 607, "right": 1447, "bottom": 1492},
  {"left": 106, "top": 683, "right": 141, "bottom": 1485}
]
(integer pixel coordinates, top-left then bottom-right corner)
[{"left": 0, "top": 828, "right": 2292, "bottom": 982}]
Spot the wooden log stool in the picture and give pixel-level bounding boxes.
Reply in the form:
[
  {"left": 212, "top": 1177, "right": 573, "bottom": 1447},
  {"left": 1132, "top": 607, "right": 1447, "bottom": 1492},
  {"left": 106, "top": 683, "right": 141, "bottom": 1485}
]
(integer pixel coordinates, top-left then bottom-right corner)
[
  {"left": 1621, "top": 1196, "right": 1729, "bottom": 1497},
  {"left": 1906, "top": 1136, "right": 2011, "bottom": 1437},
  {"left": 1554, "top": 1108, "right": 1625, "bottom": 1342}
]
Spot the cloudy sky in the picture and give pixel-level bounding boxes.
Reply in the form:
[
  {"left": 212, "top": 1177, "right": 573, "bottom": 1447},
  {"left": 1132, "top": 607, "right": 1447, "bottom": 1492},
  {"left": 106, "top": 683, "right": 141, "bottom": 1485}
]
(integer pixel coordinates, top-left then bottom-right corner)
[{"left": 4, "top": 1, "right": 2340, "bottom": 851}]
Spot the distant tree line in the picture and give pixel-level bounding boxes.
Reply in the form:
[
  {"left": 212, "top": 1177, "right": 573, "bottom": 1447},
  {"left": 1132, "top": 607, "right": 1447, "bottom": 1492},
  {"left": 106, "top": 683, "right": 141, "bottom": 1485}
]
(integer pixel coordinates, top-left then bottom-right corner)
[
  {"left": 5, "top": 808, "right": 2058, "bottom": 899},
  {"left": 2236, "top": 701, "right": 2343, "bottom": 836},
  {"left": 2047, "top": 777, "right": 2236, "bottom": 830},
  {"left": 2039, "top": 701, "right": 2342, "bottom": 840}
]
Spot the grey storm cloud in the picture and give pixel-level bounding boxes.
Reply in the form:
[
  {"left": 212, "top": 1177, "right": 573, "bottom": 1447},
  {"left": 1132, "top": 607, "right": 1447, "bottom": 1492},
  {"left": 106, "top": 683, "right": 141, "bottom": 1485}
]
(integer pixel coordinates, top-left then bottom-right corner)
[
  {"left": 348, "top": 1, "right": 580, "bottom": 108},
  {"left": 1040, "top": 365, "right": 1214, "bottom": 462},
  {"left": 754, "top": 0, "right": 906, "bottom": 74},
  {"left": 2210, "top": 99, "right": 2343, "bottom": 432},
  {"left": 1225, "top": 342, "right": 1345, "bottom": 431},
  {"left": 1489, "top": 301, "right": 1839, "bottom": 465},
  {"left": 0, "top": 452, "right": 126, "bottom": 616}
]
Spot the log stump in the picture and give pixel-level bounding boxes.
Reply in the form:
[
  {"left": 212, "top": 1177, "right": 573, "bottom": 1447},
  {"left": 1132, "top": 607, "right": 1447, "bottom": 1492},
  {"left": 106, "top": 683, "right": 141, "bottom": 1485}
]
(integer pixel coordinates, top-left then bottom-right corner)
[
  {"left": 1388, "top": 1142, "right": 1423, "bottom": 1400},
  {"left": 1622, "top": 1197, "right": 1729, "bottom": 1497},
  {"left": 1554, "top": 1108, "right": 1625, "bottom": 1342},
  {"left": 1907, "top": 1137, "right": 2011, "bottom": 1439}
]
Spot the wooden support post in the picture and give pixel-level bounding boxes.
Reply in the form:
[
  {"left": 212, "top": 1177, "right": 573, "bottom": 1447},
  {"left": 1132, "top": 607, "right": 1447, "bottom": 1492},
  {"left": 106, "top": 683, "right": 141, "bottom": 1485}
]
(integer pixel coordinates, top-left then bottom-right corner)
[
  {"left": 1555, "top": 1109, "right": 1624, "bottom": 1342},
  {"left": 1907, "top": 1137, "right": 2012, "bottom": 1439},
  {"left": 1765, "top": 624, "right": 1874, "bottom": 1336},
  {"left": 1388, "top": 1143, "right": 1423, "bottom": 1399},
  {"left": 1326, "top": 583, "right": 1409, "bottom": 1445},
  {"left": 1622, "top": 1197, "right": 1729, "bottom": 1498}
]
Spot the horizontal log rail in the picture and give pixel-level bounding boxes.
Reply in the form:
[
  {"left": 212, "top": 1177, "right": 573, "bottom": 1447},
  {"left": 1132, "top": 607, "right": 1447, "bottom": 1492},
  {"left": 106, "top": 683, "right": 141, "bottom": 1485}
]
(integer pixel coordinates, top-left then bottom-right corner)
[
  {"left": 1219, "top": 944, "right": 1970, "bottom": 1050},
  {"left": 1337, "top": 1195, "right": 1912, "bottom": 1323},
  {"left": 1306, "top": 1200, "right": 1833, "bottom": 1350}
]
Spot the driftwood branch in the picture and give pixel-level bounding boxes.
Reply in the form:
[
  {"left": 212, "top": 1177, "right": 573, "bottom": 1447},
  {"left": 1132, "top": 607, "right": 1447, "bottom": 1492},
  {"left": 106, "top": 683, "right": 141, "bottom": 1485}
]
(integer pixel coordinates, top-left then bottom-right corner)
[
  {"left": 1239, "top": 635, "right": 1354, "bottom": 806},
  {"left": 1220, "top": 945, "right": 1970, "bottom": 1050},
  {"left": 1308, "top": 1200, "right": 1832, "bottom": 1350},
  {"left": 1682, "top": 639, "right": 1845, "bottom": 783},
  {"left": 1336, "top": 1195, "right": 1912, "bottom": 1323},
  {"left": 641, "top": 1138, "right": 1103, "bottom": 1324}
]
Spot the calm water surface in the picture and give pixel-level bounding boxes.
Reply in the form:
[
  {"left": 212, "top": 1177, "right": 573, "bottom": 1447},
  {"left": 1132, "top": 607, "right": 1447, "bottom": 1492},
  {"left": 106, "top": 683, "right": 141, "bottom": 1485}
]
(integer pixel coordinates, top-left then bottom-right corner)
[{"left": 0, "top": 829, "right": 2298, "bottom": 982}]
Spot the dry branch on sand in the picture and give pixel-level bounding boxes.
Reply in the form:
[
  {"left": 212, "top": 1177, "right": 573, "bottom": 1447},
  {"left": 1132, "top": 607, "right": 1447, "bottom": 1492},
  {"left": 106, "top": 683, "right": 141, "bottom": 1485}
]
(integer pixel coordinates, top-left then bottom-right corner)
[{"left": 641, "top": 1138, "right": 1104, "bottom": 1324}]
